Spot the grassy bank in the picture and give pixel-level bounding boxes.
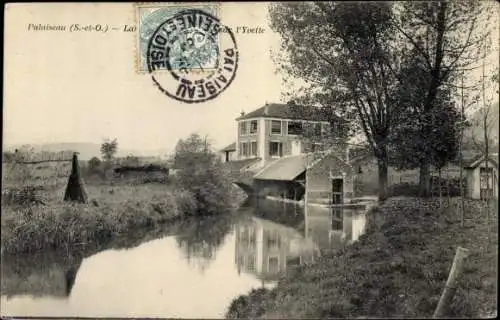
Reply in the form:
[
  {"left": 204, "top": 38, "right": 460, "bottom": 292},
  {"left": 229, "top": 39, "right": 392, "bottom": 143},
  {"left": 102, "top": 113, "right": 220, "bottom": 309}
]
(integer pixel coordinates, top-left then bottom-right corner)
[
  {"left": 226, "top": 197, "right": 498, "bottom": 319},
  {"left": 1, "top": 184, "right": 199, "bottom": 255},
  {"left": 2, "top": 147, "right": 245, "bottom": 255}
]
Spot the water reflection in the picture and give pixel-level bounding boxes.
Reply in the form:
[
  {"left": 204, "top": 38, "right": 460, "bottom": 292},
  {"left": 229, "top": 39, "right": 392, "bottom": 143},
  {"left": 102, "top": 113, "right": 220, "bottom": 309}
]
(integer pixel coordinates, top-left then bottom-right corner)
[
  {"left": 234, "top": 200, "right": 368, "bottom": 283},
  {"left": 175, "top": 214, "right": 236, "bottom": 272},
  {"left": 1, "top": 251, "right": 82, "bottom": 299},
  {"left": 1, "top": 199, "right": 368, "bottom": 318},
  {"left": 305, "top": 205, "right": 367, "bottom": 250}
]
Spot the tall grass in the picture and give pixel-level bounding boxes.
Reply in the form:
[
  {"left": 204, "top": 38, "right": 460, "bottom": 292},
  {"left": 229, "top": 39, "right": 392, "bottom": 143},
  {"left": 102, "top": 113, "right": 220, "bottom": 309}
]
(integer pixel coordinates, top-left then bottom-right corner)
[
  {"left": 226, "top": 198, "right": 497, "bottom": 319},
  {"left": 1, "top": 185, "right": 197, "bottom": 255},
  {"left": 1, "top": 155, "right": 238, "bottom": 255},
  {"left": 1, "top": 149, "right": 242, "bottom": 254}
]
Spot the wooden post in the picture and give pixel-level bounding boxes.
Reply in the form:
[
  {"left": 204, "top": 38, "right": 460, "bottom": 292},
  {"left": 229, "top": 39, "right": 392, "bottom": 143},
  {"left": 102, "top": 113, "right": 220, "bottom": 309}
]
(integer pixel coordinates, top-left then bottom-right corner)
[
  {"left": 432, "top": 247, "right": 470, "bottom": 318},
  {"left": 64, "top": 153, "right": 88, "bottom": 203}
]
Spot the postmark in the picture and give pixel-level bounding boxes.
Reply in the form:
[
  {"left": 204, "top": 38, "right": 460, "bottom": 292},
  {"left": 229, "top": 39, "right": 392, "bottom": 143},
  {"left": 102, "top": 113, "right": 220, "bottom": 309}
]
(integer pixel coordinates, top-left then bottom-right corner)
[
  {"left": 144, "top": 8, "right": 238, "bottom": 103},
  {"left": 136, "top": 3, "right": 220, "bottom": 73}
]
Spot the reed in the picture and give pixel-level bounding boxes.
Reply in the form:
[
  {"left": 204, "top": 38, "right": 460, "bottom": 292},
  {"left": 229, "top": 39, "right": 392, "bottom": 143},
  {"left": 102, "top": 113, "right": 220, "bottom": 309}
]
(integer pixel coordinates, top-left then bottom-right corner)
[{"left": 1, "top": 185, "right": 196, "bottom": 255}]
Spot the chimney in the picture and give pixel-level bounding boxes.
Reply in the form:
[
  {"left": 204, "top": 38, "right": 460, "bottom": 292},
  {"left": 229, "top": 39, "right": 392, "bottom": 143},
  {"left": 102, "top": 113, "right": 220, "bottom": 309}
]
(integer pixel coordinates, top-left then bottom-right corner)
[
  {"left": 240, "top": 110, "right": 245, "bottom": 116},
  {"left": 264, "top": 103, "right": 269, "bottom": 115}
]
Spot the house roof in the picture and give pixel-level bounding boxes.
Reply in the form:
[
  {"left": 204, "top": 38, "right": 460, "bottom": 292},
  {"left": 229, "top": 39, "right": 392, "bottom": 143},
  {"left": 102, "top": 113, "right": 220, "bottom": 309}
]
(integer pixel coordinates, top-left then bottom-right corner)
[
  {"left": 465, "top": 153, "right": 499, "bottom": 169},
  {"left": 254, "top": 155, "right": 310, "bottom": 181},
  {"left": 236, "top": 103, "right": 342, "bottom": 122},
  {"left": 223, "top": 158, "right": 261, "bottom": 172},
  {"left": 220, "top": 142, "right": 236, "bottom": 152},
  {"left": 253, "top": 147, "right": 357, "bottom": 181}
]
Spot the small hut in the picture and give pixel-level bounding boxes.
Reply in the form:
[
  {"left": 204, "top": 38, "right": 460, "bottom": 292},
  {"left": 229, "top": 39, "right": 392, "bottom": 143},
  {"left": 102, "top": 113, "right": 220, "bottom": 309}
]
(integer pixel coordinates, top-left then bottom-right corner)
[{"left": 464, "top": 154, "right": 499, "bottom": 200}]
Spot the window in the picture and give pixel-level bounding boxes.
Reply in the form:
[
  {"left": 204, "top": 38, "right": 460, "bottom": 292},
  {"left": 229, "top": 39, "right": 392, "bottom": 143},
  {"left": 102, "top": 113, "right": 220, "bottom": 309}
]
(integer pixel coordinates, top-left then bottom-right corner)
[
  {"left": 249, "top": 230, "right": 256, "bottom": 245},
  {"left": 240, "top": 226, "right": 256, "bottom": 245},
  {"left": 271, "top": 120, "right": 282, "bottom": 135},
  {"left": 266, "top": 230, "right": 281, "bottom": 249},
  {"left": 240, "top": 141, "right": 257, "bottom": 157},
  {"left": 480, "top": 167, "right": 494, "bottom": 200},
  {"left": 269, "top": 141, "right": 283, "bottom": 157},
  {"left": 251, "top": 141, "right": 258, "bottom": 156},
  {"left": 239, "top": 142, "right": 249, "bottom": 156},
  {"left": 239, "top": 141, "right": 257, "bottom": 157},
  {"left": 268, "top": 256, "right": 279, "bottom": 273},
  {"left": 287, "top": 121, "right": 303, "bottom": 135},
  {"left": 247, "top": 256, "right": 255, "bottom": 271},
  {"left": 249, "top": 120, "right": 258, "bottom": 134},
  {"left": 239, "top": 121, "right": 247, "bottom": 135},
  {"left": 313, "top": 123, "right": 322, "bottom": 136}
]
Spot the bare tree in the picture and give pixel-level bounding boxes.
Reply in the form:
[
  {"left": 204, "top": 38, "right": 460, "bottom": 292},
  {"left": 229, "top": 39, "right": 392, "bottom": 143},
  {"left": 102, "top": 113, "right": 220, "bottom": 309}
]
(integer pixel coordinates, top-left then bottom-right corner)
[
  {"left": 472, "top": 58, "right": 499, "bottom": 246},
  {"left": 456, "top": 73, "right": 481, "bottom": 226}
]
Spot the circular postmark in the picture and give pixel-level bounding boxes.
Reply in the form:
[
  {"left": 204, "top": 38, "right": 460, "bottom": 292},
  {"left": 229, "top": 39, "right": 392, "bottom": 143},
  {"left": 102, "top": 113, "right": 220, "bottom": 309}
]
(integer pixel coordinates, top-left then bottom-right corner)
[{"left": 146, "top": 9, "right": 238, "bottom": 103}]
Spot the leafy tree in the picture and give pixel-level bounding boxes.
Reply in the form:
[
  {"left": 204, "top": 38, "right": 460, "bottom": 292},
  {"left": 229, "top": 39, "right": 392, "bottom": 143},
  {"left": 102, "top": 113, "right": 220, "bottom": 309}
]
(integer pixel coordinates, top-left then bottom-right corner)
[
  {"left": 173, "top": 133, "right": 233, "bottom": 215},
  {"left": 393, "top": 1, "right": 494, "bottom": 196},
  {"left": 2, "top": 151, "right": 17, "bottom": 163},
  {"left": 124, "top": 154, "right": 140, "bottom": 166},
  {"left": 174, "top": 133, "right": 212, "bottom": 169},
  {"left": 269, "top": 2, "right": 399, "bottom": 201},
  {"left": 88, "top": 156, "right": 101, "bottom": 171},
  {"left": 100, "top": 138, "right": 118, "bottom": 162},
  {"left": 389, "top": 53, "right": 461, "bottom": 178}
]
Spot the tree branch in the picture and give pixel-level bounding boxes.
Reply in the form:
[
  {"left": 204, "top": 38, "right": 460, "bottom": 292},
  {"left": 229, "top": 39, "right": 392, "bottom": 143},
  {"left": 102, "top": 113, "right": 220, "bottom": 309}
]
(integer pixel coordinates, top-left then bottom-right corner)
[
  {"left": 392, "top": 20, "right": 433, "bottom": 69},
  {"left": 441, "top": 16, "right": 477, "bottom": 80}
]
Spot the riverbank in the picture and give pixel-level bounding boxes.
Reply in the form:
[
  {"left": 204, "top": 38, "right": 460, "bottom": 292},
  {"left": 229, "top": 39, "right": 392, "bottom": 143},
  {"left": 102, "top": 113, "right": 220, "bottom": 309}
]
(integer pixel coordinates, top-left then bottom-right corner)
[
  {"left": 2, "top": 210, "right": 239, "bottom": 300},
  {"left": 1, "top": 184, "right": 201, "bottom": 255},
  {"left": 226, "top": 197, "right": 498, "bottom": 318}
]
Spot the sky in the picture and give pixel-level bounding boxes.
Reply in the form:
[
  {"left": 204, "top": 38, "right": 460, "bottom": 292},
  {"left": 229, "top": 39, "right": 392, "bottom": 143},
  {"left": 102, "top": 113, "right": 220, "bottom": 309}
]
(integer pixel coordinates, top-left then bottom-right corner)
[
  {"left": 4, "top": 2, "right": 499, "bottom": 155},
  {"left": 4, "top": 3, "right": 285, "bottom": 154}
]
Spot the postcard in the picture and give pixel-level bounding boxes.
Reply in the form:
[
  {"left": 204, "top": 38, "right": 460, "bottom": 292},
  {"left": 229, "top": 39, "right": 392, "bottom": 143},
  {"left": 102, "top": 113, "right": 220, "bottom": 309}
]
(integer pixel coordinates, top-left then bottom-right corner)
[{"left": 2, "top": 2, "right": 498, "bottom": 319}]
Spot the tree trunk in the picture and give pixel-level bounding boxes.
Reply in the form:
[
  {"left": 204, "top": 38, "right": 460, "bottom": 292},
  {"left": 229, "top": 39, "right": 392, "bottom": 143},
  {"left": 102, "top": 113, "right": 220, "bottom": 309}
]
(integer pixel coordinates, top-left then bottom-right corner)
[
  {"left": 377, "top": 156, "right": 388, "bottom": 202},
  {"left": 458, "top": 72, "right": 465, "bottom": 226},
  {"left": 438, "top": 167, "right": 442, "bottom": 208},
  {"left": 419, "top": 160, "right": 431, "bottom": 197},
  {"left": 446, "top": 167, "right": 451, "bottom": 207},
  {"left": 482, "top": 58, "right": 491, "bottom": 248}
]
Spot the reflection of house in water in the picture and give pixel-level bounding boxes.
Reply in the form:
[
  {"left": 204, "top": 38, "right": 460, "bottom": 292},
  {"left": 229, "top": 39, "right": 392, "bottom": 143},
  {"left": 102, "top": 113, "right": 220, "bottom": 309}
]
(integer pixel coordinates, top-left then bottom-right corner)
[
  {"left": 305, "top": 204, "right": 367, "bottom": 251},
  {"left": 234, "top": 217, "right": 318, "bottom": 283},
  {"left": 234, "top": 199, "right": 368, "bottom": 283}
]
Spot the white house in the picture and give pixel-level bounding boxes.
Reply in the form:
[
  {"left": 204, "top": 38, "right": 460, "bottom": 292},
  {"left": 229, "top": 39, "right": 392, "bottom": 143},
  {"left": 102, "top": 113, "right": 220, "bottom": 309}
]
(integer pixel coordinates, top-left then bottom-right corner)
[{"left": 465, "top": 154, "right": 499, "bottom": 200}]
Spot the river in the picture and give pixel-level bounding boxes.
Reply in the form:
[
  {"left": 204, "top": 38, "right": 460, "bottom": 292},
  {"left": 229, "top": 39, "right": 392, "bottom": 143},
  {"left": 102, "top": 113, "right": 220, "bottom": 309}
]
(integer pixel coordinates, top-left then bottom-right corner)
[{"left": 0, "top": 199, "right": 368, "bottom": 318}]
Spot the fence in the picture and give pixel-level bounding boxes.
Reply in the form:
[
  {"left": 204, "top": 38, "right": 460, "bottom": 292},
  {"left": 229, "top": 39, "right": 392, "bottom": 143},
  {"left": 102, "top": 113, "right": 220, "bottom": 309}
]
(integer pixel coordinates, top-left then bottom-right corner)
[{"left": 2, "top": 151, "right": 87, "bottom": 204}]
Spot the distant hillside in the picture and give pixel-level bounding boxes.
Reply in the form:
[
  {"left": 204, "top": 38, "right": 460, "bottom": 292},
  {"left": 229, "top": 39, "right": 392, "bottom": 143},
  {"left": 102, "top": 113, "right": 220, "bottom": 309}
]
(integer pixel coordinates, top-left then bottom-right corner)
[{"left": 3, "top": 143, "right": 165, "bottom": 161}]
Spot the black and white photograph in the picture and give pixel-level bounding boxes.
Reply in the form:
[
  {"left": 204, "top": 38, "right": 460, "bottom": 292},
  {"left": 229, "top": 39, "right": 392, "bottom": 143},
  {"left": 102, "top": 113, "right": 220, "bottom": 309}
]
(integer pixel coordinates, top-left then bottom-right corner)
[{"left": 2, "top": 2, "right": 499, "bottom": 319}]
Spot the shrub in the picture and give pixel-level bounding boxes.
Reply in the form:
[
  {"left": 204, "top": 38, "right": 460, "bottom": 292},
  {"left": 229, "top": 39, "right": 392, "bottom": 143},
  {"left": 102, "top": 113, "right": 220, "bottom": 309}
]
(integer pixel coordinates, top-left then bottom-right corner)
[
  {"left": 429, "top": 176, "right": 466, "bottom": 197},
  {"left": 387, "top": 183, "right": 421, "bottom": 197},
  {"left": 88, "top": 157, "right": 102, "bottom": 171},
  {"left": 173, "top": 154, "right": 234, "bottom": 216}
]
